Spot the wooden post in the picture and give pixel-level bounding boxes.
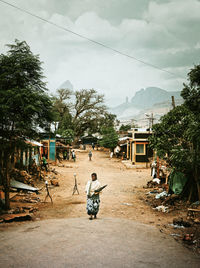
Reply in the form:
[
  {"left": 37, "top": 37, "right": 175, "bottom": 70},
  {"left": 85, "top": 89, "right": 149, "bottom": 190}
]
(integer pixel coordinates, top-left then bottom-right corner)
[
  {"left": 127, "top": 141, "right": 129, "bottom": 160},
  {"left": 20, "top": 149, "right": 23, "bottom": 169},
  {"left": 171, "top": 96, "right": 176, "bottom": 109},
  {"left": 4, "top": 151, "right": 10, "bottom": 210},
  {"left": 157, "top": 156, "right": 160, "bottom": 178}
]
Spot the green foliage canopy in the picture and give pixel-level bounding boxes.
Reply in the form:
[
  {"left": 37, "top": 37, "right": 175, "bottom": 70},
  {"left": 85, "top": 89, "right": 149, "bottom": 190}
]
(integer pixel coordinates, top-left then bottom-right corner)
[
  {"left": 149, "top": 64, "right": 200, "bottom": 200},
  {"left": 0, "top": 40, "right": 53, "bottom": 142},
  {"left": 52, "top": 88, "right": 116, "bottom": 140},
  {"left": 119, "top": 124, "right": 132, "bottom": 132},
  {"left": 99, "top": 127, "right": 118, "bottom": 150}
]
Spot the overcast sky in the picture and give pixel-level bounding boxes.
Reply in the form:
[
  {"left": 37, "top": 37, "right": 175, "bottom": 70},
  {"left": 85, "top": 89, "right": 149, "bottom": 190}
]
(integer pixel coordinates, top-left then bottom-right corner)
[{"left": 0, "top": 0, "right": 199, "bottom": 106}]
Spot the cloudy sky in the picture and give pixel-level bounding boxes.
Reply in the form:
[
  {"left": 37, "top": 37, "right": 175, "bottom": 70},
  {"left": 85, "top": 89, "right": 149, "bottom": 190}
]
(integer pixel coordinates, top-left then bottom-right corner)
[{"left": 0, "top": 0, "right": 199, "bottom": 106}]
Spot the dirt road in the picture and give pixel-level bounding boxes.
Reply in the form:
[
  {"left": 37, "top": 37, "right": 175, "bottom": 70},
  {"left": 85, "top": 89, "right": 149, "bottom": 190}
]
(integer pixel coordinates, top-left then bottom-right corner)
[
  {"left": 0, "top": 149, "right": 199, "bottom": 267},
  {"left": 37, "top": 149, "right": 153, "bottom": 221}
]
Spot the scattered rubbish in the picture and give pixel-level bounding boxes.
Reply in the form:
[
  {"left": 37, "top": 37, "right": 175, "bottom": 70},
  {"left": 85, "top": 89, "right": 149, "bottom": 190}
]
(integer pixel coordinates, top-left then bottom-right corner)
[
  {"left": 162, "top": 194, "right": 179, "bottom": 205},
  {"left": 58, "top": 164, "right": 65, "bottom": 167},
  {"left": 51, "top": 168, "right": 58, "bottom": 175},
  {"left": 50, "top": 179, "right": 59, "bottom": 186},
  {"left": 65, "top": 165, "right": 73, "bottom": 168},
  {"left": 194, "top": 218, "right": 200, "bottom": 224},
  {"left": 122, "top": 203, "right": 133, "bottom": 206},
  {"left": 169, "top": 224, "right": 185, "bottom": 229},
  {"left": 147, "top": 190, "right": 160, "bottom": 194},
  {"left": 192, "top": 201, "right": 200, "bottom": 206},
  {"left": 154, "top": 205, "right": 169, "bottom": 213},
  {"left": 152, "top": 178, "right": 161, "bottom": 184},
  {"left": 10, "top": 179, "right": 39, "bottom": 193},
  {"left": 49, "top": 176, "right": 59, "bottom": 186},
  {"left": 183, "top": 234, "right": 194, "bottom": 243},
  {"left": 155, "top": 191, "right": 168, "bottom": 199},
  {"left": 170, "top": 233, "right": 181, "bottom": 237},
  {"left": 173, "top": 217, "right": 191, "bottom": 227},
  {"left": 146, "top": 180, "right": 160, "bottom": 188},
  {"left": 187, "top": 208, "right": 200, "bottom": 220}
]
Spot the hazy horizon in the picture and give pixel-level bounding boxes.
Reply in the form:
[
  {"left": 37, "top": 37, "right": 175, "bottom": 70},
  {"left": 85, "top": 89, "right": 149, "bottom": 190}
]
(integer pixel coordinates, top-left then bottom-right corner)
[{"left": 0, "top": 0, "right": 199, "bottom": 106}]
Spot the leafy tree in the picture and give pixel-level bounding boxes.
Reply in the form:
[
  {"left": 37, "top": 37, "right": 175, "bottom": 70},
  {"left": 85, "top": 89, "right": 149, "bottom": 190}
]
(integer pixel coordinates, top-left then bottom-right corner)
[
  {"left": 72, "top": 89, "right": 106, "bottom": 138},
  {"left": 149, "top": 105, "right": 192, "bottom": 171},
  {"left": 149, "top": 64, "right": 200, "bottom": 201},
  {"left": 51, "top": 88, "right": 72, "bottom": 132},
  {"left": 52, "top": 88, "right": 116, "bottom": 140},
  {"left": 60, "top": 129, "right": 74, "bottom": 144},
  {"left": 119, "top": 124, "right": 132, "bottom": 132},
  {"left": 100, "top": 127, "right": 118, "bottom": 151},
  {"left": 0, "top": 40, "right": 53, "bottom": 209},
  {"left": 181, "top": 64, "right": 200, "bottom": 199}
]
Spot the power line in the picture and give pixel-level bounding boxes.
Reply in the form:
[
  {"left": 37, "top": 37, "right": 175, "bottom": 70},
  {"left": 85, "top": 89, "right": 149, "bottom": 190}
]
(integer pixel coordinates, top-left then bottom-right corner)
[{"left": 0, "top": 0, "right": 185, "bottom": 79}]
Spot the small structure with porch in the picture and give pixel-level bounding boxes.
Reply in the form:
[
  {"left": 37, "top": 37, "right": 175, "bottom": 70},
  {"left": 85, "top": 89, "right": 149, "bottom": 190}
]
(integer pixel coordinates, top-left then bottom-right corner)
[{"left": 126, "top": 128, "right": 153, "bottom": 167}]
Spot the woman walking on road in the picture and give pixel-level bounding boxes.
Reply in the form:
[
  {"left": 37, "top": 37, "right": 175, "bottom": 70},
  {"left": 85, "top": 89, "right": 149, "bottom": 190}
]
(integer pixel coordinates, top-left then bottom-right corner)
[
  {"left": 88, "top": 150, "right": 92, "bottom": 161},
  {"left": 85, "top": 173, "right": 101, "bottom": 220}
]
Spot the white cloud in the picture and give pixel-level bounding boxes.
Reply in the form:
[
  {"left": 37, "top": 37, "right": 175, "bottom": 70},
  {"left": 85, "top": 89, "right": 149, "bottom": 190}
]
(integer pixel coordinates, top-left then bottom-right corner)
[{"left": 0, "top": 0, "right": 199, "bottom": 106}]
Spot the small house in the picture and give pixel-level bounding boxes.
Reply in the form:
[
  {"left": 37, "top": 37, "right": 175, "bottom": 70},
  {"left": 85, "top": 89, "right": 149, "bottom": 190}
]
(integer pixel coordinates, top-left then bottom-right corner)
[
  {"left": 40, "top": 137, "right": 56, "bottom": 162},
  {"left": 127, "top": 128, "right": 153, "bottom": 167}
]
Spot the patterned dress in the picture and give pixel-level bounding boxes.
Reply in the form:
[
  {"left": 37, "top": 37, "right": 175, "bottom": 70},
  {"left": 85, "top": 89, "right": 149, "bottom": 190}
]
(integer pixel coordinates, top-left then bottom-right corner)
[{"left": 86, "top": 180, "right": 101, "bottom": 216}]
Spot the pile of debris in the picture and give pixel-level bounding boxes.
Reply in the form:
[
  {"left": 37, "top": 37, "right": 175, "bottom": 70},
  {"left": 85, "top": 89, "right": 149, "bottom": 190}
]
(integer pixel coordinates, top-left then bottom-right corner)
[
  {"left": 10, "top": 193, "right": 40, "bottom": 203},
  {"left": 48, "top": 175, "right": 59, "bottom": 187},
  {"left": 145, "top": 184, "right": 186, "bottom": 213},
  {"left": 169, "top": 215, "right": 200, "bottom": 253},
  {"left": 144, "top": 178, "right": 200, "bottom": 253},
  {"left": 9, "top": 169, "right": 35, "bottom": 186},
  {"left": 0, "top": 205, "right": 38, "bottom": 223}
]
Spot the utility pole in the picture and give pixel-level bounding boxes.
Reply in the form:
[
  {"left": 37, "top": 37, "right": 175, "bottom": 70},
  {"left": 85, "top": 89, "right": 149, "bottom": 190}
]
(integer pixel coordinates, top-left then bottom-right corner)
[
  {"left": 145, "top": 113, "right": 154, "bottom": 129},
  {"left": 150, "top": 113, "right": 154, "bottom": 128},
  {"left": 171, "top": 96, "right": 176, "bottom": 109}
]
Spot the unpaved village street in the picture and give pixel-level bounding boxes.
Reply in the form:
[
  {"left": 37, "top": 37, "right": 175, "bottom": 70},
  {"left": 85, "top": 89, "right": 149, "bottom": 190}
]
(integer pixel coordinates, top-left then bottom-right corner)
[{"left": 0, "top": 149, "right": 200, "bottom": 267}]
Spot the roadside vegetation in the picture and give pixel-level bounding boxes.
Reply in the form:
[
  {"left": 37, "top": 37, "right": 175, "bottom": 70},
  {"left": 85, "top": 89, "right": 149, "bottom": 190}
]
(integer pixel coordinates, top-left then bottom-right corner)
[{"left": 149, "top": 65, "right": 200, "bottom": 201}]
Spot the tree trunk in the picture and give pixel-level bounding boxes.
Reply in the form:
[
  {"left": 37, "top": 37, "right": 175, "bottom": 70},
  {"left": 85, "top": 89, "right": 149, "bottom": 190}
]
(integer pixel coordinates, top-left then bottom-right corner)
[
  {"left": 192, "top": 145, "right": 200, "bottom": 201},
  {"left": 196, "top": 179, "right": 200, "bottom": 201},
  {"left": 4, "top": 151, "right": 10, "bottom": 210}
]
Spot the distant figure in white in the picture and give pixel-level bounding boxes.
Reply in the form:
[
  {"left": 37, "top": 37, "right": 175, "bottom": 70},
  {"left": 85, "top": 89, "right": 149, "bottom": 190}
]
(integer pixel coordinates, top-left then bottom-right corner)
[
  {"left": 110, "top": 151, "right": 113, "bottom": 159},
  {"left": 88, "top": 150, "right": 92, "bottom": 161}
]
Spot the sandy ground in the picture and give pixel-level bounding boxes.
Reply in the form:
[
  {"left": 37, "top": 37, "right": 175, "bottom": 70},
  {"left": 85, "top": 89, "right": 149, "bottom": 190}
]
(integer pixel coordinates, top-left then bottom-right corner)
[
  {"left": 36, "top": 149, "right": 153, "bottom": 222},
  {"left": 0, "top": 149, "right": 199, "bottom": 267},
  {"left": 35, "top": 149, "right": 187, "bottom": 227}
]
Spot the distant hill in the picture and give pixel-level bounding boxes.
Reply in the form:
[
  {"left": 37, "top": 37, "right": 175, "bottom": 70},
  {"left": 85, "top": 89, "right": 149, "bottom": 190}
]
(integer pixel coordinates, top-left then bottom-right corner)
[
  {"left": 110, "top": 87, "right": 183, "bottom": 122},
  {"left": 131, "top": 87, "right": 181, "bottom": 109},
  {"left": 57, "top": 80, "right": 74, "bottom": 91}
]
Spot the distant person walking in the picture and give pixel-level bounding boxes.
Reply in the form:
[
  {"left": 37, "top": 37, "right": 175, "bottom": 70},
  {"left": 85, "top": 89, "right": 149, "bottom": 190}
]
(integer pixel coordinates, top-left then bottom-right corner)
[
  {"left": 110, "top": 151, "right": 113, "bottom": 159},
  {"left": 42, "top": 155, "right": 48, "bottom": 171},
  {"left": 85, "top": 173, "right": 101, "bottom": 220},
  {"left": 66, "top": 151, "right": 69, "bottom": 160},
  {"left": 88, "top": 150, "right": 92, "bottom": 161},
  {"left": 71, "top": 150, "right": 76, "bottom": 162},
  {"left": 63, "top": 150, "right": 67, "bottom": 160},
  {"left": 92, "top": 143, "right": 95, "bottom": 150}
]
